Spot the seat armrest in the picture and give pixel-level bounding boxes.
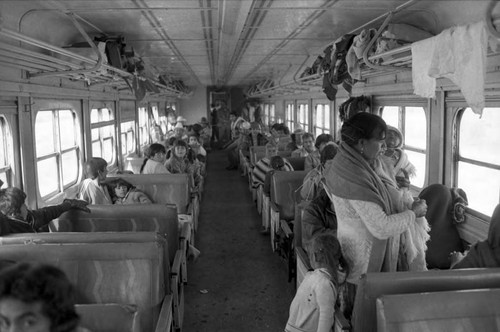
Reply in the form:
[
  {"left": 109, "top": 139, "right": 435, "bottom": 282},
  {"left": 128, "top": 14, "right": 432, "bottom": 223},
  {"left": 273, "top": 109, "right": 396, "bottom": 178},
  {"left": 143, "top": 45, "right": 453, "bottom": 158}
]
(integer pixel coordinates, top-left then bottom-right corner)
[
  {"left": 155, "top": 294, "right": 174, "bottom": 332},
  {"left": 280, "top": 219, "right": 293, "bottom": 237}
]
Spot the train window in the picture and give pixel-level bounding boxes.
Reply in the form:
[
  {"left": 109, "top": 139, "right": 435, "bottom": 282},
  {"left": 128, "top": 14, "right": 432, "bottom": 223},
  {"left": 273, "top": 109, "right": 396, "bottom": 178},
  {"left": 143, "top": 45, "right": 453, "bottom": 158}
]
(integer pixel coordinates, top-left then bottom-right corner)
[
  {"left": 297, "top": 102, "right": 309, "bottom": 133},
  {"left": 138, "top": 107, "right": 149, "bottom": 147},
  {"left": 35, "top": 110, "right": 80, "bottom": 198},
  {"left": 0, "top": 117, "right": 14, "bottom": 187},
  {"left": 120, "top": 121, "right": 136, "bottom": 157},
  {"left": 381, "top": 106, "right": 427, "bottom": 188},
  {"left": 90, "top": 108, "right": 115, "bottom": 164},
  {"left": 270, "top": 104, "right": 275, "bottom": 124},
  {"left": 457, "top": 107, "right": 500, "bottom": 216},
  {"left": 314, "top": 103, "right": 331, "bottom": 137},
  {"left": 286, "top": 103, "right": 295, "bottom": 131},
  {"left": 151, "top": 104, "right": 159, "bottom": 124},
  {"left": 263, "top": 104, "right": 270, "bottom": 125}
]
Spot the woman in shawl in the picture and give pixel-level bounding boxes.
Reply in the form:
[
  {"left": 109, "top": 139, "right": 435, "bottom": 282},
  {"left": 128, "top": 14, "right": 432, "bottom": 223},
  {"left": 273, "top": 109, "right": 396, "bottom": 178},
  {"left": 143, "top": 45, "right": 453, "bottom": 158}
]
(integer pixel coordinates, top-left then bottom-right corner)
[
  {"left": 451, "top": 204, "right": 500, "bottom": 269},
  {"left": 383, "top": 125, "right": 416, "bottom": 187},
  {"left": 323, "top": 112, "right": 428, "bottom": 285}
]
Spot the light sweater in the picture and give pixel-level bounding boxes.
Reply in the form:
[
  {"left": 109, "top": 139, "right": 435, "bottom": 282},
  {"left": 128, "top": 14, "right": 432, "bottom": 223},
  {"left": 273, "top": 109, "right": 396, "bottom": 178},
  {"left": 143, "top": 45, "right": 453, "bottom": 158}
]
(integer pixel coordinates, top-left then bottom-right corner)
[
  {"left": 285, "top": 268, "right": 336, "bottom": 332},
  {"left": 141, "top": 159, "right": 170, "bottom": 174},
  {"left": 331, "top": 194, "right": 415, "bottom": 284}
]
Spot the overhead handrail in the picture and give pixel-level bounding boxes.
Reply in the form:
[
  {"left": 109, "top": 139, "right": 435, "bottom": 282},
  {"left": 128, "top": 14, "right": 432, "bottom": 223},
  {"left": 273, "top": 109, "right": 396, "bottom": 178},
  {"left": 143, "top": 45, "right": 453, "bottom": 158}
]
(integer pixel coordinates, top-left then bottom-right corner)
[{"left": 30, "top": 12, "right": 103, "bottom": 79}]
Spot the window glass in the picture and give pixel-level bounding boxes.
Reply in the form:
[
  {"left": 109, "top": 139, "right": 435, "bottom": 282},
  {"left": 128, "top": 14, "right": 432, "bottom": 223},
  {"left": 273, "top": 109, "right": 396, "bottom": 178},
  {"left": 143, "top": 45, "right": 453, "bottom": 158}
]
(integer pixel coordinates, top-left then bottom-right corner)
[
  {"left": 120, "top": 121, "right": 136, "bottom": 156},
  {"left": 90, "top": 108, "right": 99, "bottom": 123},
  {"left": 459, "top": 108, "right": 500, "bottom": 165},
  {"left": 61, "top": 150, "right": 78, "bottom": 186},
  {"left": 0, "top": 117, "right": 14, "bottom": 187},
  {"left": 405, "top": 107, "right": 427, "bottom": 149},
  {"left": 37, "top": 158, "right": 58, "bottom": 197},
  {"left": 138, "top": 107, "right": 149, "bottom": 146},
  {"left": 35, "top": 112, "right": 55, "bottom": 156},
  {"left": 59, "top": 111, "right": 76, "bottom": 150},
  {"left": 381, "top": 106, "right": 399, "bottom": 127},
  {"left": 457, "top": 107, "right": 500, "bottom": 215},
  {"left": 315, "top": 103, "right": 331, "bottom": 137},
  {"left": 286, "top": 103, "right": 295, "bottom": 132},
  {"left": 405, "top": 150, "right": 426, "bottom": 188}
]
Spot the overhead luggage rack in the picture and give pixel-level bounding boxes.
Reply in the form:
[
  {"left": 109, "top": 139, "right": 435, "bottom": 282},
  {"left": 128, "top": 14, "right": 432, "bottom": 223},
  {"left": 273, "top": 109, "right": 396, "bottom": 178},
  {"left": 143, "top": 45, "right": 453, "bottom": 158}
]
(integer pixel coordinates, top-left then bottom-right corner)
[{"left": 0, "top": 24, "right": 190, "bottom": 98}]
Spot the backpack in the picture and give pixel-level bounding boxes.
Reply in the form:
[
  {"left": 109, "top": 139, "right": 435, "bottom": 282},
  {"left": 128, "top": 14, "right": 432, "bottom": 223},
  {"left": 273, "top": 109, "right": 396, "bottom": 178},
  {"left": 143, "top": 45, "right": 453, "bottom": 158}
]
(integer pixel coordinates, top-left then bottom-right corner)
[{"left": 322, "top": 34, "right": 356, "bottom": 100}]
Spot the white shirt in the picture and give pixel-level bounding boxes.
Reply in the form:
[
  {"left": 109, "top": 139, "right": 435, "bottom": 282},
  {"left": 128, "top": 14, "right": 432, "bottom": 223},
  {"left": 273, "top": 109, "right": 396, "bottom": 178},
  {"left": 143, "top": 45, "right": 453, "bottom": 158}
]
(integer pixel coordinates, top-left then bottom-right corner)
[
  {"left": 141, "top": 159, "right": 170, "bottom": 174},
  {"left": 78, "top": 178, "right": 112, "bottom": 205}
]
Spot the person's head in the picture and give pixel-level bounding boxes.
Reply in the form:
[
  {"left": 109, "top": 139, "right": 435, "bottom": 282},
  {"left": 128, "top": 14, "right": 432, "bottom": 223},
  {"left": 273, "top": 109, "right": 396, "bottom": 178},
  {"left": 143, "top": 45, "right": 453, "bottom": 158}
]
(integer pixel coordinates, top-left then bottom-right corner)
[
  {"left": 84, "top": 157, "right": 108, "bottom": 182},
  {"left": 229, "top": 112, "right": 237, "bottom": 122},
  {"left": 339, "top": 95, "right": 371, "bottom": 123},
  {"left": 341, "top": 112, "right": 387, "bottom": 163},
  {"left": 270, "top": 156, "right": 286, "bottom": 171},
  {"left": 111, "top": 178, "right": 133, "bottom": 199},
  {"left": 385, "top": 126, "right": 403, "bottom": 150},
  {"left": 188, "top": 134, "right": 200, "bottom": 147},
  {"left": 173, "top": 139, "right": 188, "bottom": 159},
  {"left": 302, "top": 133, "right": 315, "bottom": 153},
  {"left": 310, "top": 233, "right": 349, "bottom": 285},
  {"left": 0, "top": 263, "right": 80, "bottom": 332},
  {"left": 315, "top": 134, "right": 334, "bottom": 151},
  {"left": 292, "top": 129, "right": 305, "bottom": 146},
  {"left": 0, "top": 188, "right": 27, "bottom": 218},
  {"left": 145, "top": 143, "right": 167, "bottom": 163},
  {"left": 200, "top": 117, "right": 209, "bottom": 127},
  {"left": 320, "top": 142, "right": 339, "bottom": 165},
  {"left": 265, "top": 142, "right": 278, "bottom": 158}
]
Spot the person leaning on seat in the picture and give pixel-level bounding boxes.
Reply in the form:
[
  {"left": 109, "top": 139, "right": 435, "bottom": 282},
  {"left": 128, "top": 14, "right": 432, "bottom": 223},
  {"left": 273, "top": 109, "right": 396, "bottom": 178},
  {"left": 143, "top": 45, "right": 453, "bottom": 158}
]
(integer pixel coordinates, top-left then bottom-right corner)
[
  {"left": 0, "top": 187, "right": 90, "bottom": 236},
  {"left": 0, "top": 262, "right": 91, "bottom": 332},
  {"left": 78, "top": 157, "right": 113, "bottom": 204}
]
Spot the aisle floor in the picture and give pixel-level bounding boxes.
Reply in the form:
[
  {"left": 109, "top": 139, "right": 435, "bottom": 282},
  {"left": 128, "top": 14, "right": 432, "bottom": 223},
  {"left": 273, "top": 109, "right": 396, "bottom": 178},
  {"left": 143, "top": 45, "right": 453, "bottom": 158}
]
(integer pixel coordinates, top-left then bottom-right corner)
[{"left": 183, "top": 150, "right": 295, "bottom": 332}]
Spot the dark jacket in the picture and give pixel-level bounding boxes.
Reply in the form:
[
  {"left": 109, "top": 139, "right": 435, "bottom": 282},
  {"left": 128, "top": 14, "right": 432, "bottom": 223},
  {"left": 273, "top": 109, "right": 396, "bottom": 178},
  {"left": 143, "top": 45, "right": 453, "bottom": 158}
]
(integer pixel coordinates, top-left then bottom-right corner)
[
  {"left": 0, "top": 202, "right": 73, "bottom": 236},
  {"left": 301, "top": 188, "right": 337, "bottom": 252}
]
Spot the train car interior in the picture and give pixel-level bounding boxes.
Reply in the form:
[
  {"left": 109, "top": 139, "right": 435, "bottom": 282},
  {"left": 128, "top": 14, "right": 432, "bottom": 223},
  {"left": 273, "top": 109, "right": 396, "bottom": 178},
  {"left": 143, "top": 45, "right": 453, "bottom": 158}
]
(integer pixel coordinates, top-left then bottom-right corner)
[{"left": 0, "top": 0, "right": 500, "bottom": 331}]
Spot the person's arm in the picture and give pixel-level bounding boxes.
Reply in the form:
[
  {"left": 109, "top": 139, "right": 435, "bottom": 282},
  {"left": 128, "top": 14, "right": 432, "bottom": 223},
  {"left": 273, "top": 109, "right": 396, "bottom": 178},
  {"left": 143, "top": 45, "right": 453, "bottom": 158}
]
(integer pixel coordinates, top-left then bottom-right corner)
[
  {"left": 350, "top": 200, "right": 415, "bottom": 239},
  {"left": 302, "top": 204, "right": 336, "bottom": 249},
  {"left": 29, "top": 199, "right": 89, "bottom": 230},
  {"left": 315, "top": 280, "right": 336, "bottom": 332}
]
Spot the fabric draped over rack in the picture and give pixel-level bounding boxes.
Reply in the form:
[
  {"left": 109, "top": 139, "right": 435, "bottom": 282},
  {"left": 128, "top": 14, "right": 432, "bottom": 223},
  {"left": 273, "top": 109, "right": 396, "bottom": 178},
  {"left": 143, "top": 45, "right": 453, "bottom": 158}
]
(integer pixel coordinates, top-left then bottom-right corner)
[{"left": 412, "top": 20, "right": 490, "bottom": 116}]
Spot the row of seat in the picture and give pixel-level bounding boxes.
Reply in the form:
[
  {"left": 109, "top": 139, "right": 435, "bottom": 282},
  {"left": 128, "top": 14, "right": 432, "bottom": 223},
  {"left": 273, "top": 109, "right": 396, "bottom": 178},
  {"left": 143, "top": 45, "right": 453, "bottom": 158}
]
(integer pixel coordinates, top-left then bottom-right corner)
[
  {"left": 240, "top": 146, "right": 500, "bottom": 332},
  {"left": 0, "top": 172, "right": 201, "bottom": 332}
]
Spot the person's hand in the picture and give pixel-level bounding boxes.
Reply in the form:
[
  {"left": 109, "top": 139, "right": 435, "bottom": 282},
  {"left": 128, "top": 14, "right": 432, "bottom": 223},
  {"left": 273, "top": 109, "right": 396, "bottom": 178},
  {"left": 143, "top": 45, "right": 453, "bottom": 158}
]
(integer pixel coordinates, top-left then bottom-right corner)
[
  {"left": 449, "top": 251, "right": 466, "bottom": 268},
  {"left": 411, "top": 198, "right": 427, "bottom": 218},
  {"left": 396, "top": 176, "right": 410, "bottom": 188},
  {"left": 64, "top": 199, "right": 91, "bottom": 213}
]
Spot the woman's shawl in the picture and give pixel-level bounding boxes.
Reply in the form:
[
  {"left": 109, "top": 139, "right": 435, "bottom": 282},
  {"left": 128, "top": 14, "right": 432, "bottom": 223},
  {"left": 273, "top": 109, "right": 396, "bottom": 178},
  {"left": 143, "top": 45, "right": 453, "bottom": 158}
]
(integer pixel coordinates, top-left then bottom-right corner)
[
  {"left": 393, "top": 148, "right": 417, "bottom": 178},
  {"left": 324, "top": 142, "right": 395, "bottom": 214},
  {"left": 454, "top": 205, "right": 500, "bottom": 268}
]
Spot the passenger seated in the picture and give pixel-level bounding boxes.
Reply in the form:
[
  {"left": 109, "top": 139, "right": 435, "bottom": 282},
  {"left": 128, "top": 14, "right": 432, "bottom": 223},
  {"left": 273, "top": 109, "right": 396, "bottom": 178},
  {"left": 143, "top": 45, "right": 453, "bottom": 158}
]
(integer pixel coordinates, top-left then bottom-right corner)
[
  {"left": 286, "top": 128, "right": 305, "bottom": 152},
  {"left": 262, "top": 156, "right": 293, "bottom": 196},
  {"left": 450, "top": 202, "right": 498, "bottom": 269},
  {"left": 252, "top": 142, "right": 294, "bottom": 189},
  {"left": 292, "top": 133, "right": 316, "bottom": 158},
  {"left": 109, "top": 178, "right": 152, "bottom": 205},
  {"left": 0, "top": 187, "right": 90, "bottom": 236},
  {"left": 285, "top": 233, "right": 349, "bottom": 332},
  {"left": 188, "top": 133, "right": 207, "bottom": 158},
  {"left": 78, "top": 157, "right": 113, "bottom": 204},
  {"left": 140, "top": 143, "right": 171, "bottom": 174},
  {"left": 305, "top": 134, "right": 334, "bottom": 172},
  {"left": 165, "top": 139, "right": 201, "bottom": 188},
  {"left": 0, "top": 262, "right": 91, "bottom": 332},
  {"left": 301, "top": 142, "right": 338, "bottom": 201}
]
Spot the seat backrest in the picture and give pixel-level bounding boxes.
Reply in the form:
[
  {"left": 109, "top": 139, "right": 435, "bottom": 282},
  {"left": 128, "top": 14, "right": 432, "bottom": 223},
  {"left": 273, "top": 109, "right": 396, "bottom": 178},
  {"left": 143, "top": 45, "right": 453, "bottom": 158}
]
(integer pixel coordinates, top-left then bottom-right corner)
[
  {"left": 377, "top": 288, "right": 500, "bottom": 332},
  {"left": 0, "top": 241, "right": 168, "bottom": 332},
  {"left": 51, "top": 204, "right": 178, "bottom": 263},
  {"left": 287, "top": 157, "right": 305, "bottom": 170},
  {"left": 250, "top": 146, "right": 266, "bottom": 165},
  {"left": 125, "top": 157, "right": 144, "bottom": 174},
  {"left": 107, "top": 174, "right": 191, "bottom": 213},
  {"left": 353, "top": 268, "right": 500, "bottom": 332},
  {"left": 271, "top": 171, "right": 308, "bottom": 221}
]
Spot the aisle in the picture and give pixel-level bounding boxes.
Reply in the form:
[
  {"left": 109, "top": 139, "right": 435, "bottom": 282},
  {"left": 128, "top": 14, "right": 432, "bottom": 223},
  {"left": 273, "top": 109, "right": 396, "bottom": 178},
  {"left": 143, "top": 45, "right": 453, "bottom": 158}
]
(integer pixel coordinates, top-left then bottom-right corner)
[{"left": 183, "top": 150, "right": 295, "bottom": 332}]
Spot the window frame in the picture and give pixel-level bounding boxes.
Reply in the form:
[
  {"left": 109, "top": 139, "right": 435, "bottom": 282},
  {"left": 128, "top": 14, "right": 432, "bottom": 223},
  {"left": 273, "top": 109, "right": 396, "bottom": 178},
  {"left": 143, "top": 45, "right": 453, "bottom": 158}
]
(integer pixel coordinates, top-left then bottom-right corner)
[
  {"left": 297, "top": 100, "right": 309, "bottom": 133},
  {"left": 90, "top": 107, "right": 116, "bottom": 165},
  {"left": 379, "top": 103, "right": 429, "bottom": 190},
  {"left": 313, "top": 100, "right": 332, "bottom": 137},
  {"left": 0, "top": 116, "right": 14, "bottom": 188},
  {"left": 285, "top": 101, "right": 295, "bottom": 132},
  {"left": 35, "top": 109, "right": 81, "bottom": 199}
]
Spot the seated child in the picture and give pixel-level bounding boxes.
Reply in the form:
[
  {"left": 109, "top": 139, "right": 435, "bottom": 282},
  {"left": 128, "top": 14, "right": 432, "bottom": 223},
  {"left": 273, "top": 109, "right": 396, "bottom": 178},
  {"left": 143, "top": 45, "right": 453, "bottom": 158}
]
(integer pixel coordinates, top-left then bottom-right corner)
[
  {"left": 165, "top": 139, "right": 202, "bottom": 188},
  {"left": 285, "top": 233, "right": 349, "bottom": 332},
  {"left": 140, "top": 143, "right": 170, "bottom": 174},
  {"left": 0, "top": 262, "right": 91, "bottom": 332},
  {"left": 109, "top": 178, "right": 152, "bottom": 205},
  {"left": 78, "top": 157, "right": 113, "bottom": 204}
]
